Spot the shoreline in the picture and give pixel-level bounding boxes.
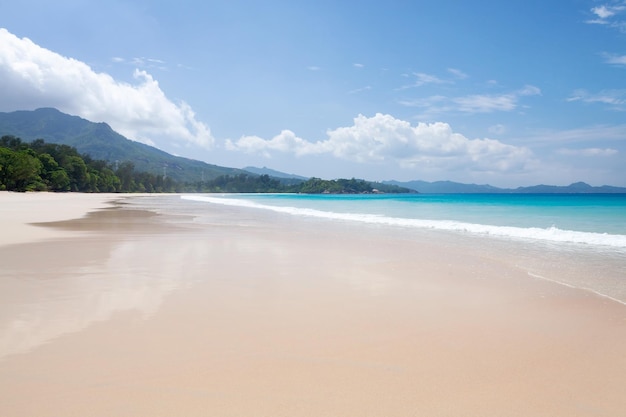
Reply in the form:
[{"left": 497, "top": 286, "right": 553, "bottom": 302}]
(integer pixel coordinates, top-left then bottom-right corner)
[
  {"left": 180, "top": 193, "right": 626, "bottom": 305},
  {"left": 1, "top": 193, "right": 625, "bottom": 416}
]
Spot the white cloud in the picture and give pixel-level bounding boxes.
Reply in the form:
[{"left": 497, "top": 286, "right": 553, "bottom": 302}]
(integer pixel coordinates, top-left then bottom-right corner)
[
  {"left": 122, "top": 56, "right": 168, "bottom": 71},
  {"left": 488, "top": 124, "right": 507, "bottom": 135},
  {"left": 397, "top": 95, "right": 448, "bottom": 108},
  {"left": 587, "top": 3, "right": 626, "bottom": 29},
  {"left": 0, "top": 28, "right": 214, "bottom": 148},
  {"left": 225, "top": 130, "right": 318, "bottom": 158},
  {"left": 603, "top": 53, "right": 626, "bottom": 65},
  {"left": 227, "top": 113, "right": 533, "bottom": 173},
  {"left": 399, "top": 68, "right": 469, "bottom": 90},
  {"left": 348, "top": 85, "right": 372, "bottom": 94},
  {"left": 515, "top": 124, "right": 626, "bottom": 147},
  {"left": 400, "top": 85, "right": 540, "bottom": 116},
  {"left": 592, "top": 5, "right": 621, "bottom": 19},
  {"left": 398, "top": 72, "right": 449, "bottom": 89},
  {"left": 557, "top": 147, "right": 619, "bottom": 156},
  {"left": 447, "top": 68, "right": 468, "bottom": 79},
  {"left": 517, "top": 85, "right": 542, "bottom": 96},
  {"left": 453, "top": 94, "right": 518, "bottom": 113},
  {"left": 591, "top": 4, "right": 626, "bottom": 20},
  {"left": 567, "top": 88, "right": 626, "bottom": 107}
]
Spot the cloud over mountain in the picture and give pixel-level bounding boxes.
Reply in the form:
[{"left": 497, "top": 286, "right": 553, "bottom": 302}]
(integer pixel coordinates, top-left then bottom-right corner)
[{"left": 0, "top": 28, "right": 214, "bottom": 149}]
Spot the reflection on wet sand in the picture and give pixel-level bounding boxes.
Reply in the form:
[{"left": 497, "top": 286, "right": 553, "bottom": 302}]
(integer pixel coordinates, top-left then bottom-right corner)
[
  {"left": 0, "top": 207, "right": 196, "bottom": 358},
  {"left": 1, "top": 196, "right": 625, "bottom": 417}
]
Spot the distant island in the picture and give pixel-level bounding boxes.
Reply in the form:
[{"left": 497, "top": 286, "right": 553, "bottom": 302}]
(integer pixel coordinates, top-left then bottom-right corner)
[
  {"left": 383, "top": 179, "right": 626, "bottom": 194},
  {"left": 1, "top": 108, "right": 624, "bottom": 194}
]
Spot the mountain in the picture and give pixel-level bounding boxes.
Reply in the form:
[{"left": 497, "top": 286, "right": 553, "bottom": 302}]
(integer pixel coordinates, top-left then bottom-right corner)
[
  {"left": 243, "top": 166, "right": 308, "bottom": 185},
  {"left": 511, "top": 181, "right": 626, "bottom": 193},
  {"left": 385, "top": 180, "right": 626, "bottom": 194},
  {"left": 385, "top": 180, "right": 504, "bottom": 194},
  {"left": 244, "top": 166, "right": 308, "bottom": 180},
  {"left": 3, "top": 109, "right": 623, "bottom": 193},
  {"left": 0, "top": 108, "right": 246, "bottom": 183}
]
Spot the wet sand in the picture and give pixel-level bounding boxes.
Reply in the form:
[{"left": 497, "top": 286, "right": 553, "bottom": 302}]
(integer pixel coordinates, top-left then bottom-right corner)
[{"left": 0, "top": 192, "right": 625, "bottom": 416}]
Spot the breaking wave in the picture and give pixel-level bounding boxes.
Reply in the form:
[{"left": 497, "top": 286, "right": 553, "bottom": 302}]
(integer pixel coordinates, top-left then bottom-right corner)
[{"left": 182, "top": 195, "right": 626, "bottom": 250}]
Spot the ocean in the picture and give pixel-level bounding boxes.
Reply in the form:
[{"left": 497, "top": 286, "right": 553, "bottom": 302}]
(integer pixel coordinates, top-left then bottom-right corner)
[
  {"left": 137, "top": 193, "right": 626, "bottom": 304},
  {"left": 182, "top": 193, "right": 626, "bottom": 246}
]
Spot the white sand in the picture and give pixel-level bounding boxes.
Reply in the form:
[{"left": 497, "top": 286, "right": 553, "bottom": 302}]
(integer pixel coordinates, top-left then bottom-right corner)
[
  {"left": 0, "top": 193, "right": 624, "bottom": 417},
  {"left": 0, "top": 191, "right": 120, "bottom": 247}
]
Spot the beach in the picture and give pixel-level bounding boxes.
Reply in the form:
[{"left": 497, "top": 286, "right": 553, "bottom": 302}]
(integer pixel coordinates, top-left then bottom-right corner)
[{"left": 0, "top": 192, "right": 625, "bottom": 416}]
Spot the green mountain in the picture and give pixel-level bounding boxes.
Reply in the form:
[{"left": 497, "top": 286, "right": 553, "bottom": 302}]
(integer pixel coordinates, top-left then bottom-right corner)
[{"left": 0, "top": 108, "right": 246, "bottom": 183}]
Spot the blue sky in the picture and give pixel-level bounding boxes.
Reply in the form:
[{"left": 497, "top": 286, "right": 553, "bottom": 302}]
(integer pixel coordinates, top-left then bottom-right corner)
[{"left": 1, "top": 0, "right": 625, "bottom": 187}]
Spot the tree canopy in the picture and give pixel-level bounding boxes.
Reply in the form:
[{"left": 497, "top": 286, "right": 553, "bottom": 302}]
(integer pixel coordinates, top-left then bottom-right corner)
[
  {"left": 0, "top": 136, "right": 176, "bottom": 192},
  {"left": 1, "top": 136, "right": 413, "bottom": 194}
]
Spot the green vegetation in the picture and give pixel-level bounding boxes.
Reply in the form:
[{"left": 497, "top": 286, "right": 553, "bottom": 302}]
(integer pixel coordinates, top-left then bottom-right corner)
[
  {"left": 0, "top": 108, "right": 246, "bottom": 183},
  {"left": 291, "top": 177, "right": 373, "bottom": 194},
  {"left": 1, "top": 136, "right": 177, "bottom": 192},
  {"left": 191, "top": 176, "right": 410, "bottom": 193},
  {"left": 1, "top": 136, "right": 414, "bottom": 194},
  {"left": 191, "top": 173, "right": 284, "bottom": 193}
]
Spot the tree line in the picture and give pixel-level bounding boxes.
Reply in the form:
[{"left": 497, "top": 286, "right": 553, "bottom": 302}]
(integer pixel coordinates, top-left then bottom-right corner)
[
  {"left": 1, "top": 136, "right": 411, "bottom": 194},
  {"left": 0, "top": 136, "right": 177, "bottom": 192},
  {"left": 190, "top": 175, "right": 379, "bottom": 193}
]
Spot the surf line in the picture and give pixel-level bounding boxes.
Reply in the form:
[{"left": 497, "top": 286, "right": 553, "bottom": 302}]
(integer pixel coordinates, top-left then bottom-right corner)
[{"left": 526, "top": 271, "right": 626, "bottom": 307}]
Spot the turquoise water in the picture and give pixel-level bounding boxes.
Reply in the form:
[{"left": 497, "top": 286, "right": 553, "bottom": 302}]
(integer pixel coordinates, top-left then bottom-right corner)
[
  {"left": 122, "top": 193, "right": 626, "bottom": 304},
  {"left": 182, "top": 193, "right": 626, "bottom": 250}
]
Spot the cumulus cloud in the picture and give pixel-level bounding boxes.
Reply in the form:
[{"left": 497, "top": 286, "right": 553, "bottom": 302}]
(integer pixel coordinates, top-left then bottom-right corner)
[
  {"left": 227, "top": 113, "right": 533, "bottom": 173},
  {"left": 225, "top": 130, "right": 318, "bottom": 158},
  {"left": 0, "top": 28, "right": 214, "bottom": 148}
]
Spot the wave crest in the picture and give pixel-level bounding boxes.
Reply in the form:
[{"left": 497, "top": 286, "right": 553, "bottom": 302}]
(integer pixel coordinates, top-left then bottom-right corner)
[{"left": 182, "top": 195, "right": 626, "bottom": 249}]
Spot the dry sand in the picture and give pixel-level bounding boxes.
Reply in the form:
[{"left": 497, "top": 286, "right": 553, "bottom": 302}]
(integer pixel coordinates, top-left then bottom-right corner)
[
  {"left": 0, "top": 191, "right": 120, "bottom": 247},
  {"left": 0, "top": 192, "right": 624, "bottom": 416}
]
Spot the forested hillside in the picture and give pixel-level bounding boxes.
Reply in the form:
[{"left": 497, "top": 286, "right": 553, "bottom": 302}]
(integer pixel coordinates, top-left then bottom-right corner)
[
  {"left": 0, "top": 108, "right": 246, "bottom": 183},
  {"left": 0, "top": 136, "right": 178, "bottom": 192},
  {"left": 1, "top": 136, "right": 413, "bottom": 194}
]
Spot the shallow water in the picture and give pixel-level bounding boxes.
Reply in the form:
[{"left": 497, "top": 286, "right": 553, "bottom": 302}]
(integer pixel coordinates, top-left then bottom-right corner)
[{"left": 171, "top": 193, "right": 626, "bottom": 304}]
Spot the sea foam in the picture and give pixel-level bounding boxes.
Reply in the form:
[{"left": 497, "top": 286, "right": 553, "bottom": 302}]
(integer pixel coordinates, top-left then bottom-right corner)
[{"left": 182, "top": 195, "right": 626, "bottom": 250}]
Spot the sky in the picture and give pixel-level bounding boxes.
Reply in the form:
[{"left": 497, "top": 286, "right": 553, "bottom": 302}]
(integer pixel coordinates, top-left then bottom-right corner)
[{"left": 1, "top": 0, "right": 626, "bottom": 187}]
